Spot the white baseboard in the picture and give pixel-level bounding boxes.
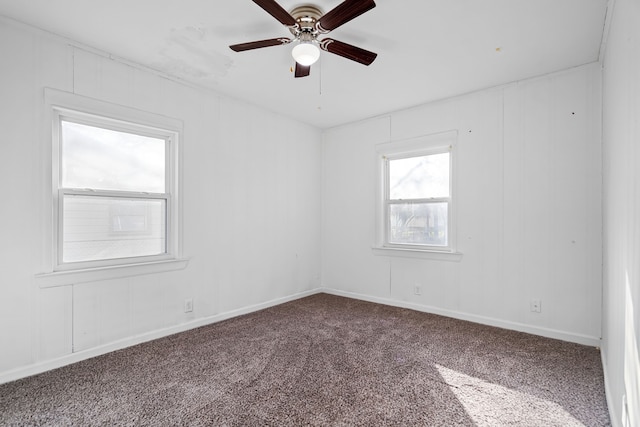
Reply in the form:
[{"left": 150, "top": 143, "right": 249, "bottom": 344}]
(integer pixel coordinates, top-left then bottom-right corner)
[
  {"left": 1, "top": 287, "right": 602, "bottom": 385},
  {"left": 0, "top": 289, "right": 321, "bottom": 385},
  {"left": 320, "top": 287, "right": 602, "bottom": 347}
]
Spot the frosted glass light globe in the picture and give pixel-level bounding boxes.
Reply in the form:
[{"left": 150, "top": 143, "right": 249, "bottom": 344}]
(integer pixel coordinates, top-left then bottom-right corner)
[{"left": 292, "top": 43, "right": 320, "bottom": 66}]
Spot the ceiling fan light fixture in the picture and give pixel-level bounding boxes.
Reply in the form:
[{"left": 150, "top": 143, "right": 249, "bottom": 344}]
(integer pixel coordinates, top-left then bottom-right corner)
[
  {"left": 292, "top": 42, "right": 320, "bottom": 66},
  {"left": 230, "top": 0, "right": 378, "bottom": 78}
]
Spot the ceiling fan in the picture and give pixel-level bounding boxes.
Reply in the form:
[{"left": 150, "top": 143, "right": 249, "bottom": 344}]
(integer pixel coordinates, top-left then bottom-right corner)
[{"left": 230, "top": 0, "right": 377, "bottom": 78}]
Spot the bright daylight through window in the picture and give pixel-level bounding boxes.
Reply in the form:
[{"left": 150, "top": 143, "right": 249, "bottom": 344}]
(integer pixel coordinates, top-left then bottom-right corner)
[
  {"left": 387, "top": 151, "right": 450, "bottom": 247},
  {"left": 55, "top": 113, "right": 176, "bottom": 269},
  {"left": 375, "top": 131, "right": 456, "bottom": 255}
]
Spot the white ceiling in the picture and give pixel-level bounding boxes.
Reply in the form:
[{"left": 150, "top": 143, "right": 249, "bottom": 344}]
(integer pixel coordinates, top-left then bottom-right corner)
[{"left": 0, "top": 0, "right": 608, "bottom": 128}]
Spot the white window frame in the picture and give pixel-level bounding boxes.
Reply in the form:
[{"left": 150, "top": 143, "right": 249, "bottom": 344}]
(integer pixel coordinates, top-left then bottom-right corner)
[
  {"left": 37, "top": 89, "right": 186, "bottom": 285},
  {"left": 373, "top": 131, "right": 462, "bottom": 261}
]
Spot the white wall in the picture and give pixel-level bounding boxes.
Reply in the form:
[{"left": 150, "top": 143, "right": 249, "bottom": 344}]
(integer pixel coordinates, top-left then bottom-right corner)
[
  {"left": 601, "top": 0, "right": 640, "bottom": 425},
  {"left": 0, "top": 12, "right": 616, "bottom": 406},
  {"left": 322, "top": 63, "right": 602, "bottom": 346},
  {"left": 0, "top": 18, "right": 322, "bottom": 381}
]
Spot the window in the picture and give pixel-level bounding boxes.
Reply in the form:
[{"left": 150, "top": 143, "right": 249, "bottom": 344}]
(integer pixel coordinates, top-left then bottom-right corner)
[
  {"left": 375, "top": 131, "right": 458, "bottom": 257},
  {"left": 48, "top": 93, "right": 181, "bottom": 272},
  {"left": 387, "top": 151, "right": 450, "bottom": 246}
]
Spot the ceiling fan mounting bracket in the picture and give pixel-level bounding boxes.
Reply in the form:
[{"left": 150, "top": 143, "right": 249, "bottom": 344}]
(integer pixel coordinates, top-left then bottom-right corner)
[
  {"left": 289, "top": 4, "right": 323, "bottom": 38},
  {"left": 290, "top": 5, "right": 323, "bottom": 22}
]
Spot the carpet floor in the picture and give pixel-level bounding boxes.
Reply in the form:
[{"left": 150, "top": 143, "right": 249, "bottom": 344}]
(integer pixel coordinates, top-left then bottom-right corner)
[{"left": 0, "top": 293, "right": 610, "bottom": 426}]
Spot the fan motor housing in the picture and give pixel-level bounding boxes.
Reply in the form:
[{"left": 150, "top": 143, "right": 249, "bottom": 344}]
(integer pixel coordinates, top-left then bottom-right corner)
[{"left": 289, "top": 4, "right": 323, "bottom": 36}]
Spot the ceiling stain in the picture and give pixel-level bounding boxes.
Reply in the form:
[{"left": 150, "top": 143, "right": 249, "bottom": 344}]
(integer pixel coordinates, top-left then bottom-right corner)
[{"left": 155, "top": 26, "right": 233, "bottom": 82}]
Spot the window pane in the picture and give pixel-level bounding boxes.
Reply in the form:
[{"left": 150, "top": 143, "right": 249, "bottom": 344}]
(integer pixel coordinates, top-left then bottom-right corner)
[
  {"left": 389, "top": 152, "right": 449, "bottom": 200},
  {"left": 61, "top": 121, "right": 165, "bottom": 193},
  {"left": 389, "top": 202, "right": 448, "bottom": 246},
  {"left": 62, "top": 195, "right": 166, "bottom": 263}
]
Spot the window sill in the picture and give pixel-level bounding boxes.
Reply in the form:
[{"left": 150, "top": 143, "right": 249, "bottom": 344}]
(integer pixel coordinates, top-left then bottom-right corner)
[
  {"left": 35, "top": 258, "right": 190, "bottom": 288},
  {"left": 372, "top": 247, "right": 463, "bottom": 261}
]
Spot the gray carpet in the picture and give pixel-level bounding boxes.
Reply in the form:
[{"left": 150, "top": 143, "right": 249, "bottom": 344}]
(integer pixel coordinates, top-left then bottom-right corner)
[{"left": 0, "top": 293, "right": 610, "bottom": 426}]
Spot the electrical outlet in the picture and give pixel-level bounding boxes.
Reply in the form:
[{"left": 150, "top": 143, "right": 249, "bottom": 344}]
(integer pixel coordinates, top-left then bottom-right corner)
[
  {"left": 414, "top": 284, "right": 422, "bottom": 295},
  {"left": 530, "top": 299, "right": 542, "bottom": 313},
  {"left": 184, "top": 298, "right": 193, "bottom": 313}
]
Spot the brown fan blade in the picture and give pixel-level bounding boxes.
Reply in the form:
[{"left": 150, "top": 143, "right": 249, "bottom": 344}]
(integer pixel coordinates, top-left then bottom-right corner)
[
  {"left": 230, "top": 37, "right": 292, "bottom": 52},
  {"left": 295, "top": 63, "right": 310, "bottom": 78},
  {"left": 252, "top": 0, "right": 297, "bottom": 27},
  {"left": 319, "top": 38, "right": 377, "bottom": 65},
  {"left": 316, "top": 0, "right": 376, "bottom": 33}
]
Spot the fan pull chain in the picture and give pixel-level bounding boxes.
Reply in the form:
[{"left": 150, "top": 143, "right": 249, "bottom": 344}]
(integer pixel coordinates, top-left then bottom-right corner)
[{"left": 319, "top": 58, "right": 322, "bottom": 96}]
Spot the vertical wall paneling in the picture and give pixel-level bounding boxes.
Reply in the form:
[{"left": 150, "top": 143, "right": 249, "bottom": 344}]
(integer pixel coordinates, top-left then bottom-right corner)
[
  {"left": 37, "top": 286, "right": 72, "bottom": 360},
  {"left": 73, "top": 279, "right": 132, "bottom": 352},
  {"left": 322, "top": 63, "right": 602, "bottom": 345},
  {"left": 322, "top": 117, "right": 392, "bottom": 297},
  {"left": 0, "top": 13, "right": 610, "bottom": 392},
  {"left": 0, "top": 20, "right": 73, "bottom": 373},
  {"left": 0, "top": 18, "right": 322, "bottom": 381},
  {"left": 502, "top": 85, "right": 526, "bottom": 323},
  {"left": 456, "top": 91, "right": 503, "bottom": 318},
  {"left": 601, "top": 0, "right": 640, "bottom": 425}
]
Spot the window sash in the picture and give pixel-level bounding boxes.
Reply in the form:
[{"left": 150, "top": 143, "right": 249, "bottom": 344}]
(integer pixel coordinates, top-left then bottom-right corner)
[
  {"left": 51, "top": 102, "right": 179, "bottom": 271},
  {"left": 59, "top": 115, "right": 176, "bottom": 141},
  {"left": 385, "top": 200, "right": 450, "bottom": 248},
  {"left": 383, "top": 148, "right": 453, "bottom": 251},
  {"left": 59, "top": 118, "right": 168, "bottom": 194},
  {"left": 57, "top": 189, "right": 172, "bottom": 269},
  {"left": 387, "top": 197, "right": 450, "bottom": 204}
]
